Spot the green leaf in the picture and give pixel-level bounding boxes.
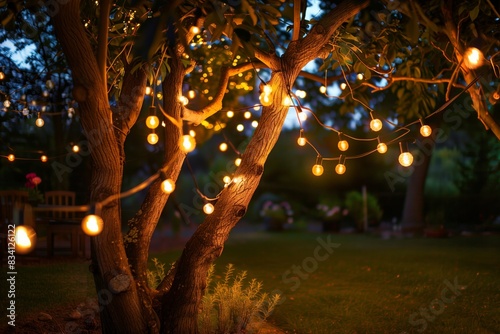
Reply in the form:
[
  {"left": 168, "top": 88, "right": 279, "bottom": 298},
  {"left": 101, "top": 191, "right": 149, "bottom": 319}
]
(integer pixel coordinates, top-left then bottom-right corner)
[{"left": 470, "top": 5, "right": 480, "bottom": 22}]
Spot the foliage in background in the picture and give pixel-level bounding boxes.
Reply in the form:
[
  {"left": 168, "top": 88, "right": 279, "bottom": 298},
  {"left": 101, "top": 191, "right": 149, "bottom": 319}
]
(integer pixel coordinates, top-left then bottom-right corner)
[
  {"left": 199, "top": 264, "right": 281, "bottom": 334},
  {"left": 146, "top": 258, "right": 166, "bottom": 289},
  {"left": 344, "top": 190, "right": 383, "bottom": 230}
]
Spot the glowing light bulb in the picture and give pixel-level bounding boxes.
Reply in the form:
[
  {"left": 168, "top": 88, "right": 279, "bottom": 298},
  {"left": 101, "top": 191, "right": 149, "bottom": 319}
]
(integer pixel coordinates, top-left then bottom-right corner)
[
  {"left": 147, "top": 132, "right": 159, "bottom": 145},
  {"left": 35, "top": 116, "right": 45, "bottom": 127},
  {"left": 15, "top": 226, "right": 37, "bottom": 254},
  {"left": 244, "top": 111, "right": 251, "bottom": 119},
  {"left": 190, "top": 26, "right": 200, "bottom": 34},
  {"left": 41, "top": 155, "right": 48, "bottom": 162},
  {"left": 357, "top": 73, "right": 364, "bottom": 80},
  {"left": 0, "top": 72, "right": 4, "bottom": 80},
  {"left": 463, "top": 47, "right": 484, "bottom": 69},
  {"left": 340, "top": 83, "right": 347, "bottom": 90},
  {"left": 377, "top": 143, "right": 388, "bottom": 154},
  {"left": 251, "top": 120, "right": 258, "bottom": 128},
  {"left": 81, "top": 214, "right": 104, "bottom": 236},
  {"left": 219, "top": 142, "right": 228, "bottom": 152},
  {"left": 398, "top": 152, "right": 414, "bottom": 167},
  {"left": 235, "top": 158, "right": 242, "bottom": 166},
  {"left": 259, "top": 93, "right": 272, "bottom": 106},
  {"left": 297, "top": 137, "right": 306, "bottom": 146},
  {"left": 312, "top": 164, "right": 324, "bottom": 176},
  {"left": 223, "top": 175, "right": 232, "bottom": 184},
  {"left": 3, "top": 100, "right": 11, "bottom": 108},
  {"left": 335, "top": 163, "right": 346, "bottom": 175},
  {"left": 319, "top": 86, "right": 327, "bottom": 94},
  {"left": 298, "top": 112, "right": 307, "bottom": 121},
  {"left": 203, "top": 203, "right": 214, "bottom": 215},
  {"left": 161, "top": 178, "right": 175, "bottom": 194},
  {"left": 179, "top": 96, "right": 189, "bottom": 106},
  {"left": 188, "top": 90, "right": 196, "bottom": 99},
  {"left": 146, "top": 115, "right": 159, "bottom": 129},
  {"left": 283, "top": 96, "right": 293, "bottom": 106},
  {"left": 370, "top": 118, "right": 383, "bottom": 132},
  {"left": 338, "top": 140, "right": 349, "bottom": 151},
  {"left": 180, "top": 134, "right": 196, "bottom": 153},
  {"left": 263, "top": 84, "right": 272, "bottom": 95},
  {"left": 420, "top": 125, "right": 432, "bottom": 137},
  {"left": 72, "top": 145, "right": 80, "bottom": 153},
  {"left": 7, "top": 154, "right": 15, "bottom": 162},
  {"left": 236, "top": 124, "right": 244, "bottom": 132},
  {"left": 145, "top": 86, "right": 152, "bottom": 95},
  {"left": 226, "top": 110, "right": 234, "bottom": 118}
]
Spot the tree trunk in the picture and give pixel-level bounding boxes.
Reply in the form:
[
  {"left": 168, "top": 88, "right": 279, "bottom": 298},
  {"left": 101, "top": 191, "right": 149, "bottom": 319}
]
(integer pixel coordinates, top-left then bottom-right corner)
[
  {"left": 401, "top": 145, "right": 434, "bottom": 234},
  {"left": 53, "top": 1, "right": 153, "bottom": 332}
]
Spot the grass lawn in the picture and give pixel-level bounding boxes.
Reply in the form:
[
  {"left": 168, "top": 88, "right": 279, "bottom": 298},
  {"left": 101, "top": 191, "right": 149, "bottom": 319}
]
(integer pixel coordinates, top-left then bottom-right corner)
[{"left": 6, "top": 231, "right": 500, "bottom": 333}]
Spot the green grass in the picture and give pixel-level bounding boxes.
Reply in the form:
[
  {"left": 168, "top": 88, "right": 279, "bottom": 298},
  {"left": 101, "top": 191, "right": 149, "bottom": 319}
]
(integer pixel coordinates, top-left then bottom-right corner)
[
  {"left": 5, "top": 232, "right": 500, "bottom": 334},
  {"left": 153, "top": 232, "right": 500, "bottom": 334}
]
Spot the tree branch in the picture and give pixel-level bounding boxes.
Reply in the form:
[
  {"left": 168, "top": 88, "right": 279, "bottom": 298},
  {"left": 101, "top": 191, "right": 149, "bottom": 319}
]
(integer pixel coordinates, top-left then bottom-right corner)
[
  {"left": 182, "top": 61, "right": 266, "bottom": 124},
  {"left": 97, "top": 0, "right": 111, "bottom": 90}
]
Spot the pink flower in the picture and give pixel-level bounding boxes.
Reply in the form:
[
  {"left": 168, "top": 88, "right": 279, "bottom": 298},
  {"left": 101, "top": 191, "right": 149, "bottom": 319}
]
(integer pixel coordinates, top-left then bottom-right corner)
[
  {"left": 26, "top": 172, "right": 37, "bottom": 180},
  {"left": 31, "top": 177, "right": 42, "bottom": 185}
]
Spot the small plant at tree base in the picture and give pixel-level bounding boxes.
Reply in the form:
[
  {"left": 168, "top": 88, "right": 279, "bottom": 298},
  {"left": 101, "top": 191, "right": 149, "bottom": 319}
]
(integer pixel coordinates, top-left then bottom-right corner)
[
  {"left": 146, "top": 258, "right": 166, "bottom": 289},
  {"left": 199, "top": 264, "right": 281, "bottom": 334}
]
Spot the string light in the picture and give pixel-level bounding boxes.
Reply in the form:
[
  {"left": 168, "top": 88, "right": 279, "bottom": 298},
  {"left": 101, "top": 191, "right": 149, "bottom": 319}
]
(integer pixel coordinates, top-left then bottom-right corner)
[
  {"left": 244, "top": 111, "right": 252, "bottom": 119},
  {"left": 338, "top": 133, "right": 349, "bottom": 151},
  {"left": 190, "top": 26, "right": 200, "bottom": 35},
  {"left": 377, "top": 142, "right": 388, "bottom": 154},
  {"left": 297, "top": 130, "right": 307, "bottom": 146},
  {"left": 15, "top": 225, "right": 37, "bottom": 254},
  {"left": 219, "top": 142, "right": 228, "bottom": 152},
  {"left": 222, "top": 175, "right": 232, "bottom": 184},
  {"left": 147, "top": 131, "right": 159, "bottom": 145},
  {"left": 72, "top": 144, "right": 80, "bottom": 153},
  {"left": 335, "top": 163, "right": 346, "bottom": 175},
  {"left": 81, "top": 214, "right": 104, "bottom": 236},
  {"left": 41, "top": 155, "right": 48, "bottom": 162},
  {"left": 0, "top": 71, "right": 5, "bottom": 80},
  {"left": 398, "top": 142, "right": 413, "bottom": 167},
  {"left": 180, "top": 134, "right": 196, "bottom": 153},
  {"left": 319, "top": 85, "right": 327, "bottom": 94},
  {"left": 145, "top": 86, "right": 152, "bottom": 95},
  {"left": 235, "top": 157, "right": 242, "bottom": 166},
  {"left": 203, "top": 202, "right": 214, "bottom": 215},
  {"left": 312, "top": 156, "right": 324, "bottom": 176},
  {"left": 7, "top": 154, "right": 15, "bottom": 162},
  {"left": 236, "top": 124, "right": 244, "bottom": 132},
  {"left": 161, "top": 178, "right": 176, "bottom": 194},
  {"left": 226, "top": 110, "right": 234, "bottom": 118},
  {"left": 419, "top": 119, "right": 432, "bottom": 137},
  {"left": 146, "top": 106, "right": 159, "bottom": 129},
  {"left": 369, "top": 112, "right": 382, "bottom": 132},
  {"left": 463, "top": 47, "right": 484, "bottom": 69},
  {"left": 188, "top": 90, "right": 196, "bottom": 99},
  {"left": 35, "top": 113, "right": 44, "bottom": 127},
  {"left": 251, "top": 120, "right": 258, "bottom": 128}
]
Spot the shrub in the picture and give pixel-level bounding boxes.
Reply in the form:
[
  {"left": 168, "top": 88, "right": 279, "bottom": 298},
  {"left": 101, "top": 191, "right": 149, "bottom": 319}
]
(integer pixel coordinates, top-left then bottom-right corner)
[
  {"left": 344, "top": 190, "right": 383, "bottom": 231},
  {"left": 199, "top": 264, "right": 281, "bottom": 334},
  {"left": 146, "top": 258, "right": 166, "bottom": 289}
]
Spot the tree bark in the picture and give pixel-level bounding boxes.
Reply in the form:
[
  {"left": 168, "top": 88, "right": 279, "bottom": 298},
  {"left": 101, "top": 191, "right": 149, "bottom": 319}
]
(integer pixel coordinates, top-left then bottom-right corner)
[{"left": 401, "top": 145, "right": 434, "bottom": 234}]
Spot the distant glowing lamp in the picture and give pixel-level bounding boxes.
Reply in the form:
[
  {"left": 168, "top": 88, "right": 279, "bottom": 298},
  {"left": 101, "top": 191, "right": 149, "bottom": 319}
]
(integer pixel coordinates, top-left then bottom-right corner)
[
  {"left": 190, "top": 26, "right": 200, "bottom": 35},
  {"left": 72, "top": 144, "right": 80, "bottom": 153},
  {"left": 15, "top": 226, "right": 37, "bottom": 254},
  {"left": 81, "top": 214, "right": 104, "bottom": 236}
]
